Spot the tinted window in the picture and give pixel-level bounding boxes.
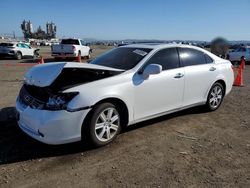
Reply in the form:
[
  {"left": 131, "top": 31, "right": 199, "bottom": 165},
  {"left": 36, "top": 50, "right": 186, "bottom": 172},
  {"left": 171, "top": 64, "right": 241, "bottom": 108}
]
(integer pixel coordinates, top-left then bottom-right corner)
[
  {"left": 90, "top": 47, "right": 152, "bottom": 70},
  {"left": 21, "top": 44, "right": 30, "bottom": 48},
  {"left": 179, "top": 48, "right": 207, "bottom": 66},
  {"left": 204, "top": 54, "right": 213, "bottom": 64},
  {"left": 61, "top": 39, "right": 79, "bottom": 45},
  {"left": 144, "top": 48, "right": 179, "bottom": 70},
  {"left": 0, "top": 43, "right": 14, "bottom": 47}
]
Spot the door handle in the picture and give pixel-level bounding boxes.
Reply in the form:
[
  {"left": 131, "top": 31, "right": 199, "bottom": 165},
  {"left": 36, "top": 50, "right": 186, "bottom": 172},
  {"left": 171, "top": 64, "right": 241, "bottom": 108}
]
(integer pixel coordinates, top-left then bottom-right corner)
[
  {"left": 209, "top": 67, "right": 216, "bottom": 71},
  {"left": 174, "top": 73, "right": 184, "bottom": 78}
]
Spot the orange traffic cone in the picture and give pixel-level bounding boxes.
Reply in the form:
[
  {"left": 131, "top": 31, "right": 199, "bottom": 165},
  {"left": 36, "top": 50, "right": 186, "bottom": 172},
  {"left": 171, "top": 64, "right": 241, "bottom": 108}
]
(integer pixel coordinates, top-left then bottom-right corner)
[
  {"left": 38, "top": 56, "right": 44, "bottom": 64},
  {"left": 233, "top": 67, "right": 243, "bottom": 87},
  {"left": 240, "top": 56, "right": 245, "bottom": 69},
  {"left": 76, "top": 54, "right": 81, "bottom": 63}
]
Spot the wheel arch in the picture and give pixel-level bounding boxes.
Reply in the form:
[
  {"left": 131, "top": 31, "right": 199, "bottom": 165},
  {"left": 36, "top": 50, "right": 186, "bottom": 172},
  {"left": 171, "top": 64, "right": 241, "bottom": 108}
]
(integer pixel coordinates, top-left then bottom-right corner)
[
  {"left": 205, "top": 79, "right": 226, "bottom": 101},
  {"left": 16, "top": 50, "right": 22, "bottom": 55},
  {"left": 81, "top": 97, "right": 129, "bottom": 139},
  {"left": 215, "top": 79, "right": 226, "bottom": 96},
  {"left": 97, "top": 98, "right": 129, "bottom": 127}
]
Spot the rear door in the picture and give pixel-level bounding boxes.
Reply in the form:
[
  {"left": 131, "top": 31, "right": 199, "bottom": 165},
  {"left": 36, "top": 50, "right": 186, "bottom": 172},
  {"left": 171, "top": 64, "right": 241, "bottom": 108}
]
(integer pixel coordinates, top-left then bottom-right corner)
[
  {"left": 178, "top": 47, "right": 218, "bottom": 106},
  {"left": 134, "top": 48, "right": 185, "bottom": 120}
]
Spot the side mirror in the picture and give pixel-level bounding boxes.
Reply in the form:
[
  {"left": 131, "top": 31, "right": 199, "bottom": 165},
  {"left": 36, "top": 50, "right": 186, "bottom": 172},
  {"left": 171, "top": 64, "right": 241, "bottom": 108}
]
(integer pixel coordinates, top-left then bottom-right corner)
[{"left": 142, "top": 64, "right": 162, "bottom": 79}]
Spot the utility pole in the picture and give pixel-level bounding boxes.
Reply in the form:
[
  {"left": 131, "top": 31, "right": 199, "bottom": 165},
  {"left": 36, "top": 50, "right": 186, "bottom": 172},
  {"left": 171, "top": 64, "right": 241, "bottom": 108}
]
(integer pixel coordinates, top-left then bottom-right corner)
[{"left": 13, "top": 31, "right": 16, "bottom": 39}]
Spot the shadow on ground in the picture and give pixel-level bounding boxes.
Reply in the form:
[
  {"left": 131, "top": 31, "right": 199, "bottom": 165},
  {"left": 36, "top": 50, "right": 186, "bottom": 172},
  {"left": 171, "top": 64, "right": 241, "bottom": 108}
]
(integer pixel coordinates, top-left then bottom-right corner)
[{"left": 0, "top": 106, "right": 207, "bottom": 165}]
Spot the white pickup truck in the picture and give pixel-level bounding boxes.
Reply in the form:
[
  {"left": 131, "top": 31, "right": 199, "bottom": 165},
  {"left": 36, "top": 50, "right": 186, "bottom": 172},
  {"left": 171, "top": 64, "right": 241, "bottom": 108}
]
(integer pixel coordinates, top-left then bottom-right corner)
[{"left": 51, "top": 39, "right": 91, "bottom": 59}]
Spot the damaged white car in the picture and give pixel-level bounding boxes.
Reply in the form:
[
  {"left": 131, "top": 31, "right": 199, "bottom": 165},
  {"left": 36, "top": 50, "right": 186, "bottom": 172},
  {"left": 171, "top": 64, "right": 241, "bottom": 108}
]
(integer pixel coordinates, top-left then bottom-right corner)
[{"left": 16, "top": 44, "right": 234, "bottom": 146}]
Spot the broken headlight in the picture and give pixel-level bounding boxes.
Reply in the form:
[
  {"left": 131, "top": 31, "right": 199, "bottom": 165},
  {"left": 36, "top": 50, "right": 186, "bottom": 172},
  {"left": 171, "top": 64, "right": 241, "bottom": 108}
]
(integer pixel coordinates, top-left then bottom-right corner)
[{"left": 45, "top": 92, "right": 79, "bottom": 110}]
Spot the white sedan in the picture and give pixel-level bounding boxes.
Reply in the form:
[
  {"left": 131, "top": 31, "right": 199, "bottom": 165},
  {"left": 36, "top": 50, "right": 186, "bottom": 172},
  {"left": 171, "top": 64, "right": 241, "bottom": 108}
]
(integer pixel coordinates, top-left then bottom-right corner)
[
  {"left": 16, "top": 44, "right": 234, "bottom": 146},
  {"left": 0, "top": 42, "right": 39, "bottom": 60}
]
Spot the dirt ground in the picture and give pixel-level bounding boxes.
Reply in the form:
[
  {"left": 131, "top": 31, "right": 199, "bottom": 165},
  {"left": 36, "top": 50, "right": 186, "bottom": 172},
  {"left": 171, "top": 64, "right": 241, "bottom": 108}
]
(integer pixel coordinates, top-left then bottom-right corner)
[{"left": 0, "top": 46, "right": 250, "bottom": 188}]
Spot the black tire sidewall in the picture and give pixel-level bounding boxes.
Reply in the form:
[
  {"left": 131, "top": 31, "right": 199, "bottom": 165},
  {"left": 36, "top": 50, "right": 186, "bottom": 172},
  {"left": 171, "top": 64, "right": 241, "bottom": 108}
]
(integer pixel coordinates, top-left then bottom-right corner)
[
  {"left": 206, "top": 82, "right": 224, "bottom": 111},
  {"left": 86, "top": 103, "right": 121, "bottom": 147},
  {"left": 16, "top": 52, "right": 22, "bottom": 60}
]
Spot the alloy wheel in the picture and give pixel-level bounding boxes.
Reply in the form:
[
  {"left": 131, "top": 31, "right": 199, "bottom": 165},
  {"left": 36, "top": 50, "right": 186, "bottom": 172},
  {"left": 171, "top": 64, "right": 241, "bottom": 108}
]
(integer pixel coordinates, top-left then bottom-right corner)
[
  {"left": 94, "top": 107, "right": 120, "bottom": 142},
  {"left": 209, "top": 85, "right": 223, "bottom": 109}
]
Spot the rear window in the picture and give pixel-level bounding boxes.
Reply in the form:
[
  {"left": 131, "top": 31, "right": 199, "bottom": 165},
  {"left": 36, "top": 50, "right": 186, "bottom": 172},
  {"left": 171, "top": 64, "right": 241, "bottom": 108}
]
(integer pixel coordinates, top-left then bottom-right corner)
[
  {"left": 0, "top": 43, "right": 14, "bottom": 47},
  {"left": 61, "top": 39, "right": 80, "bottom": 45}
]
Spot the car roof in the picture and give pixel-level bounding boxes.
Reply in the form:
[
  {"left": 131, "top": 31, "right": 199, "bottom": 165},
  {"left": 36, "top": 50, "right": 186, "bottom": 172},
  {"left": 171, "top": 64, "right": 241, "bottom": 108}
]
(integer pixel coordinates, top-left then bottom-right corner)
[
  {"left": 121, "top": 43, "right": 221, "bottom": 61},
  {"left": 121, "top": 43, "right": 203, "bottom": 50}
]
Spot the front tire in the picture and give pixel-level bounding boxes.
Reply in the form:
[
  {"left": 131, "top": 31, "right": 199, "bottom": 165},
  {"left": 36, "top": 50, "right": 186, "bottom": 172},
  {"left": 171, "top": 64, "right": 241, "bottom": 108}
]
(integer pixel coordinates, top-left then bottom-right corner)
[
  {"left": 33, "top": 50, "right": 39, "bottom": 59},
  {"left": 86, "top": 103, "right": 121, "bottom": 147},
  {"left": 206, "top": 82, "right": 224, "bottom": 111},
  {"left": 78, "top": 51, "right": 81, "bottom": 58},
  {"left": 15, "top": 51, "right": 22, "bottom": 60}
]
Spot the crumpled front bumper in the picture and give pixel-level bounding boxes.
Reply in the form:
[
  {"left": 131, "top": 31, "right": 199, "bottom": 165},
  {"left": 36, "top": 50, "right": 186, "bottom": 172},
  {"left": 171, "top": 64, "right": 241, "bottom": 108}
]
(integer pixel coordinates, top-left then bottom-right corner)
[{"left": 16, "top": 97, "right": 91, "bottom": 145}]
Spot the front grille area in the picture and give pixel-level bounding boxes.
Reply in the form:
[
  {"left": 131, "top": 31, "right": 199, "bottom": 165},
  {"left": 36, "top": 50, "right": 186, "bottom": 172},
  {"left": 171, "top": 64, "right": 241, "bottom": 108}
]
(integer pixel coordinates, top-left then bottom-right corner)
[{"left": 19, "top": 86, "right": 45, "bottom": 109}]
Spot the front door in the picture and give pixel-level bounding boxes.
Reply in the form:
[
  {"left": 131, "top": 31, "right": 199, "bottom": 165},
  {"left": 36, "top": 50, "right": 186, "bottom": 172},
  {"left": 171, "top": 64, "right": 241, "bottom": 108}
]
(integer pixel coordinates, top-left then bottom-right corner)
[{"left": 133, "top": 48, "right": 184, "bottom": 121}]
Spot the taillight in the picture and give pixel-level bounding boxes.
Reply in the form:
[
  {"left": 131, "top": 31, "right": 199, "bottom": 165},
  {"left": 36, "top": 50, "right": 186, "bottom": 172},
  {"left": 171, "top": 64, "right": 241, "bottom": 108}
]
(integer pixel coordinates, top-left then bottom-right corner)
[{"left": 72, "top": 45, "right": 76, "bottom": 51}]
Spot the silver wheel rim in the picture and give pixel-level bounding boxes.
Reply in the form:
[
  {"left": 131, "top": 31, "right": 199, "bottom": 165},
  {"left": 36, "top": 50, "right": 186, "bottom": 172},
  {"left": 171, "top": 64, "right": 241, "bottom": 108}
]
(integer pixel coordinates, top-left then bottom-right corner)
[
  {"left": 17, "top": 53, "right": 21, "bottom": 59},
  {"left": 209, "top": 85, "right": 223, "bottom": 109},
  {"left": 95, "top": 107, "right": 120, "bottom": 142}
]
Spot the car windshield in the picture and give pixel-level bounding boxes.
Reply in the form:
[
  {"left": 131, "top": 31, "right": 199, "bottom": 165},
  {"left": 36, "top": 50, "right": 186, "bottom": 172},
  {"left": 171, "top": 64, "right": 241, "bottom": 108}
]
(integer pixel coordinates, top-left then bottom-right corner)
[{"left": 90, "top": 47, "right": 152, "bottom": 70}]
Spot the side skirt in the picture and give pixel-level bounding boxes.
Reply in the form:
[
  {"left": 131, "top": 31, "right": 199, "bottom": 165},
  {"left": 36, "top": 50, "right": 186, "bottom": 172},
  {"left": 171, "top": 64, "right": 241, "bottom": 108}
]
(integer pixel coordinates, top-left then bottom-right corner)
[{"left": 128, "top": 102, "right": 206, "bottom": 126}]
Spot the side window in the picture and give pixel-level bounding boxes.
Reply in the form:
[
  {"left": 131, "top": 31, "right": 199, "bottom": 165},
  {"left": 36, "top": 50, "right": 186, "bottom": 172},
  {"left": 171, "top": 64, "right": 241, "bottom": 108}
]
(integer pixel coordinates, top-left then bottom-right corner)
[
  {"left": 179, "top": 48, "right": 207, "bottom": 66},
  {"left": 20, "top": 43, "right": 28, "bottom": 48},
  {"left": 204, "top": 54, "right": 214, "bottom": 64},
  {"left": 144, "top": 48, "right": 179, "bottom": 71},
  {"left": 80, "top": 40, "right": 86, "bottom": 46},
  {"left": 23, "top": 44, "right": 30, "bottom": 49}
]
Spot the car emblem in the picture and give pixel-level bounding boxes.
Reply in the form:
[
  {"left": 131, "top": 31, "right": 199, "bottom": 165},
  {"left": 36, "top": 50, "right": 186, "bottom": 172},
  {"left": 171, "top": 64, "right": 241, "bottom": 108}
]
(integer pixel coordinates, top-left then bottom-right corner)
[{"left": 24, "top": 95, "right": 30, "bottom": 102}]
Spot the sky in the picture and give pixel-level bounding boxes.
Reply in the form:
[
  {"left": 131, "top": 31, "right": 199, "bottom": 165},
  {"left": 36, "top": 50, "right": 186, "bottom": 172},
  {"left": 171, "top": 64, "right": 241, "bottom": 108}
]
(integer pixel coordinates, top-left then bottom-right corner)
[{"left": 0, "top": 0, "right": 249, "bottom": 41}]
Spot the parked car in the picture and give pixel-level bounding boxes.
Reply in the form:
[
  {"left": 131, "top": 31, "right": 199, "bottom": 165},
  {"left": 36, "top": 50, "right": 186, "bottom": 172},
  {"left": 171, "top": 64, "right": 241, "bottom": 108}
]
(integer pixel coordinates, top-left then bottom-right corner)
[
  {"left": 16, "top": 44, "right": 234, "bottom": 146},
  {"left": 51, "top": 38, "right": 91, "bottom": 59},
  {"left": 0, "top": 42, "right": 39, "bottom": 60},
  {"left": 227, "top": 46, "right": 250, "bottom": 62}
]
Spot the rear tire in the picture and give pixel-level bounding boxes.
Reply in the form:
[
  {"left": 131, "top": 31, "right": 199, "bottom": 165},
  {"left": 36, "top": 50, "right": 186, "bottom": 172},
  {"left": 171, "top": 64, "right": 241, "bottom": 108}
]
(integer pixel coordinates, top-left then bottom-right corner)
[
  {"left": 15, "top": 51, "right": 22, "bottom": 60},
  {"left": 85, "top": 103, "right": 121, "bottom": 147},
  {"left": 78, "top": 51, "right": 81, "bottom": 59},
  {"left": 33, "top": 50, "right": 39, "bottom": 59},
  {"left": 205, "top": 82, "right": 224, "bottom": 111}
]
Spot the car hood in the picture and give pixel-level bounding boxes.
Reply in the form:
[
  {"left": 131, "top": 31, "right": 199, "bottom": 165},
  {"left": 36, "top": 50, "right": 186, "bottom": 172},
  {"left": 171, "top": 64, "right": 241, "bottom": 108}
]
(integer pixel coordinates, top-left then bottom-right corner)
[{"left": 24, "top": 62, "right": 124, "bottom": 88}]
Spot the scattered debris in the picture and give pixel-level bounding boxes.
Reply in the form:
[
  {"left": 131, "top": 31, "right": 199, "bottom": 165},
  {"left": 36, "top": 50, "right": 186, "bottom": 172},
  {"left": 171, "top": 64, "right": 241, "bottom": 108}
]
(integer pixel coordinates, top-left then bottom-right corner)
[
  {"left": 179, "top": 151, "right": 189, "bottom": 155},
  {"left": 177, "top": 135, "right": 197, "bottom": 141}
]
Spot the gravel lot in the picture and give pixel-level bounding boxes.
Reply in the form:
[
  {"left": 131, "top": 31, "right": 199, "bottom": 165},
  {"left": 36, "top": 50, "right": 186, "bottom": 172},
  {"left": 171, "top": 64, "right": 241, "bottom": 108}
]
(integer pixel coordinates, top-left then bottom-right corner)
[{"left": 0, "top": 46, "right": 250, "bottom": 187}]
